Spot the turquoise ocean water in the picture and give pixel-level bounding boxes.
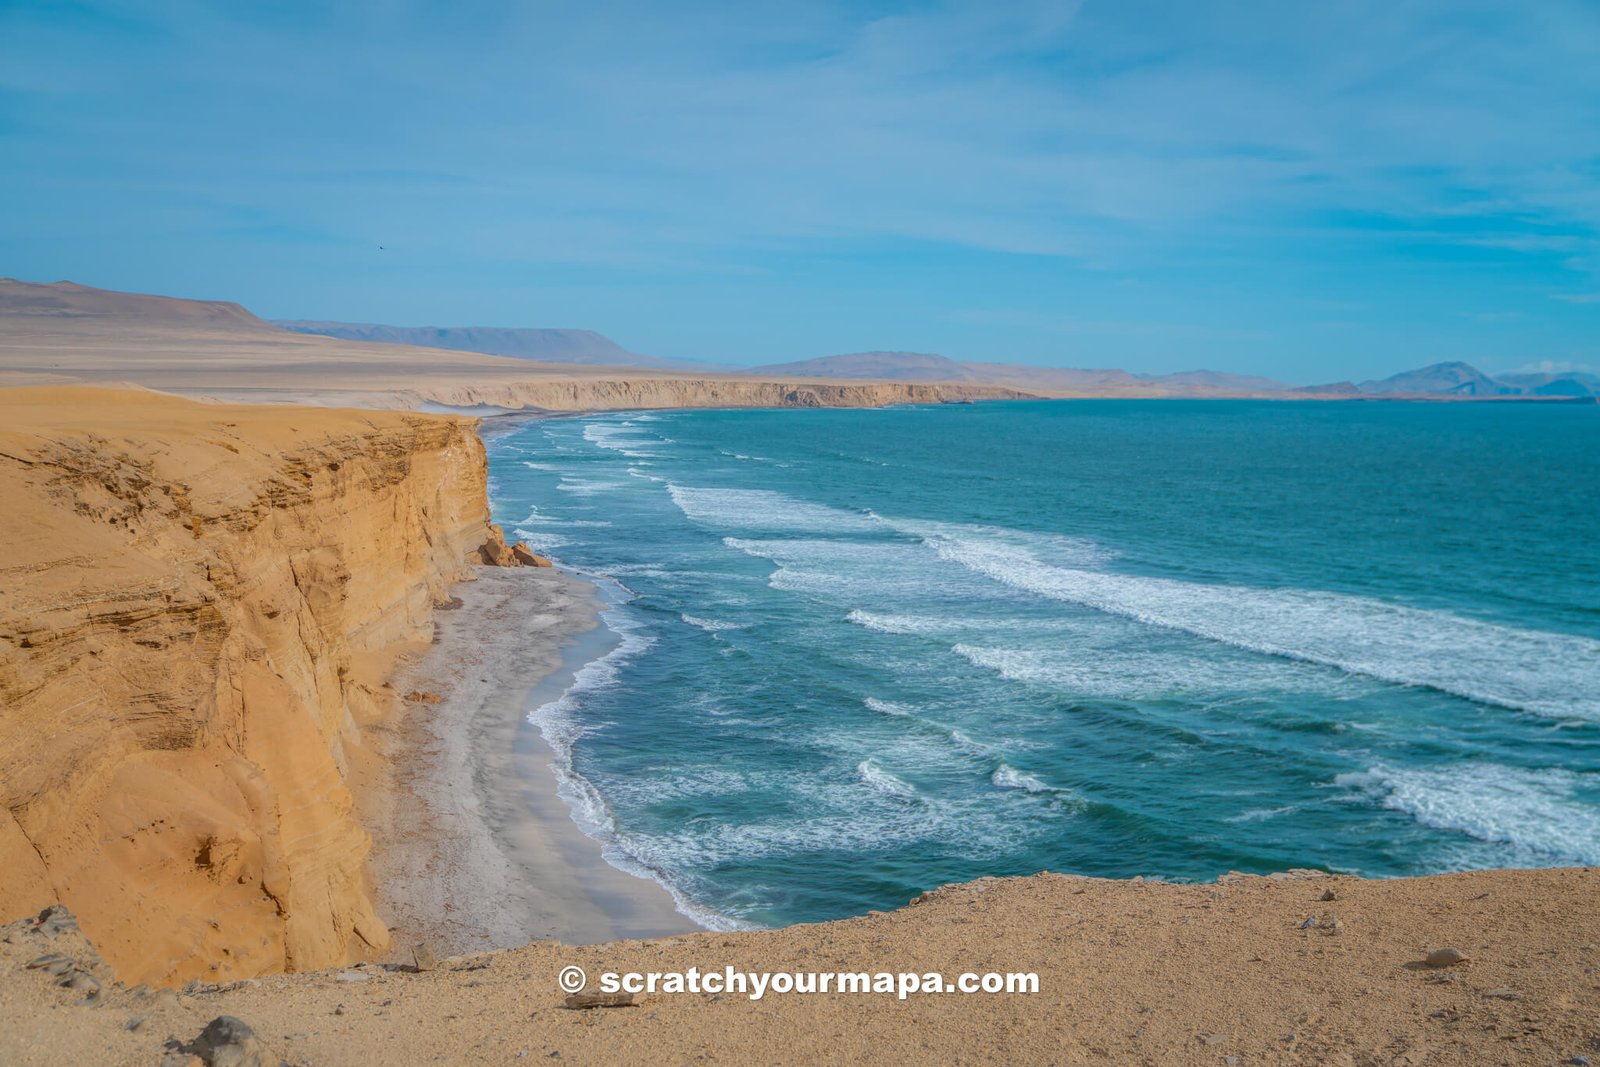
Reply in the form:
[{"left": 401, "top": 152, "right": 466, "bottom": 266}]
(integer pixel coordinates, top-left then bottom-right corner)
[{"left": 485, "top": 400, "right": 1600, "bottom": 930}]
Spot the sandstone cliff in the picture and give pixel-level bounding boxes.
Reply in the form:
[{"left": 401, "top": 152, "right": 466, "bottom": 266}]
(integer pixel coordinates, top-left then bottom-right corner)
[
  {"left": 0, "top": 386, "right": 497, "bottom": 986},
  {"left": 391, "top": 376, "right": 1029, "bottom": 412}
]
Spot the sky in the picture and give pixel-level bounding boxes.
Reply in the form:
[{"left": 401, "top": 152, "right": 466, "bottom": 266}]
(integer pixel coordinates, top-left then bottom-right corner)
[{"left": 2, "top": 1, "right": 1598, "bottom": 381}]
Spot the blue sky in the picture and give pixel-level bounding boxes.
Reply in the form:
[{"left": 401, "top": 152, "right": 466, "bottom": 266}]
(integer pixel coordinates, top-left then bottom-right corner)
[{"left": 2, "top": 1, "right": 1597, "bottom": 380}]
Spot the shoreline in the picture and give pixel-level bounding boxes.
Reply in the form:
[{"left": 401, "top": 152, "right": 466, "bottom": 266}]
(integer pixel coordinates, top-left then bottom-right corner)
[{"left": 359, "top": 564, "right": 694, "bottom": 960}]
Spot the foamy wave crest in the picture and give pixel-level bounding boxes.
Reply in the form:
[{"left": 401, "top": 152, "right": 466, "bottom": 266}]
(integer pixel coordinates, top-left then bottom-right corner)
[
  {"left": 681, "top": 614, "right": 745, "bottom": 633},
  {"left": 724, "top": 537, "right": 983, "bottom": 601},
  {"left": 529, "top": 518, "right": 613, "bottom": 528},
  {"left": 582, "top": 421, "right": 662, "bottom": 458},
  {"left": 528, "top": 610, "right": 653, "bottom": 829},
  {"left": 512, "top": 527, "right": 568, "bottom": 551},
  {"left": 864, "top": 697, "right": 914, "bottom": 717},
  {"left": 857, "top": 759, "right": 918, "bottom": 800},
  {"left": 1336, "top": 763, "right": 1600, "bottom": 865},
  {"left": 991, "top": 763, "right": 1053, "bottom": 793},
  {"left": 525, "top": 605, "right": 753, "bottom": 932},
  {"left": 949, "top": 641, "right": 1331, "bottom": 699},
  {"left": 846, "top": 609, "right": 951, "bottom": 636},
  {"left": 886, "top": 517, "right": 1112, "bottom": 568},
  {"left": 1224, "top": 805, "right": 1301, "bottom": 824},
  {"left": 522, "top": 461, "right": 560, "bottom": 471},
  {"left": 668, "top": 485, "right": 881, "bottom": 534},
  {"left": 556, "top": 476, "right": 626, "bottom": 496},
  {"left": 919, "top": 528, "right": 1600, "bottom": 720}
]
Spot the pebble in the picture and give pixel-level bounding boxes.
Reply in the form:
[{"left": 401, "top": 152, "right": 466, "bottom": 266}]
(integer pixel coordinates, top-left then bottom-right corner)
[
  {"left": 336, "top": 971, "right": 370, "bottom": 982},
  {"left": 1299, "top": 917, "right": 1319, "bottom": 929},
  {"left": 563, "top": 991, "right": 636, "bottom": 1010},
  {"left": 1424, "top": 948, "right": 1466, "bottom": 968},
  {"left": 1200, "top": 1033, "right": 1230, "bottom": 1047},
  {"left": 1321, "top": 889, "right": 1338, "bottom": 901}
]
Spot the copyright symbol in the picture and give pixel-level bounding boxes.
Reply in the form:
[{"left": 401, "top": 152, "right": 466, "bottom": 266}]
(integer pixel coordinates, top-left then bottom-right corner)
[{"left": 558, "top": 965, "right": 587, "bottom": 994}]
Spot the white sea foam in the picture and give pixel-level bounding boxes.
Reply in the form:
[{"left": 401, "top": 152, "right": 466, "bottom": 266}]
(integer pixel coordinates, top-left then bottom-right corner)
[
  {"left": 913, "top": 526, "right": 1600, "bottom": 720},
  {"left": 724, "top": 537, "right": 987, "bottom": 602},
  {"left": 681, "top": 613, "right": 745, "bottom": 633},
  {"left": 864, "top": 697, "right": 914, "bottom": 717},
  {"left": 528, "top": 518, "right": 613, "bottom": 528},
  {"left": 512, "top": 527, "right": 568, "bottom": 551},
  {"left": 521, "top": 461, "right": 560, "bottom": 471},
  {"left": 1224, "top": 805, "right": 1302, "bottom": 823},
  {"left": 1337, "top": 763, "right": 1600, "bottom": 865},
  {"left": 528, "top": 611, "right": 651, "bottom": 834},
  {"left": 949, "top": 641, "right": 1333, "bottom": 700},
  {"left": 846, "top": 609, "right": 953, "bottom": 635},
  {"left": 856, "top": 759, "right": 918, "bottom": 800},
  {"left": 668, "top": 485, "right": 881, "bottom": 534},
  {"left": 582, "top": 421, "right": 663, "bottom": 458},
  {"left": 524, "top": 606, "right": 754, "bottom": 933},
  {"left": 991, "top": 762, "right": 1054, "bottom": 793},
  {"left": 556, "top": 476, "right": 625, "bottom": 496}
]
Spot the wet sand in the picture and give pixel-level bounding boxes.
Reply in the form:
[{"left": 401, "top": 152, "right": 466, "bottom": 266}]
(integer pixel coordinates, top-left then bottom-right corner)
[{"left": 360, "top": 565, "right": 695, "bottom": 959}]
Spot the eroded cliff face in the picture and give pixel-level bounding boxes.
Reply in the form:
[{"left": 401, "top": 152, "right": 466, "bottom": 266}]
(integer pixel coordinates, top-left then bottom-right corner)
[
  {"left": 0, "top": 387, "right": 494, "bottom": 986},
  {"left": 392, "top": 376, "right": 1032, "bottom": 412}
]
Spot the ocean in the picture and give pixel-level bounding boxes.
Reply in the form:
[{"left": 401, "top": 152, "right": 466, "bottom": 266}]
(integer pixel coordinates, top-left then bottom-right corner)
[{"left": 485, "top": 399, "right": 1600, "bottom": 930}]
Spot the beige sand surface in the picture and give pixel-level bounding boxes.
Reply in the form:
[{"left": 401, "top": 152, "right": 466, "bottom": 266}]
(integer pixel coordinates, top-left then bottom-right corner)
[{"left": 4, "top": 868, "right": 1597, "bottom": 1065}]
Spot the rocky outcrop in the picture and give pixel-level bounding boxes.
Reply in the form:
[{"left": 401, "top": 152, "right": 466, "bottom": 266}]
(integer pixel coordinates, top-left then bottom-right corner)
[
  {"left": 0, "top": 387, "right": 495, "bottom": 987},
  {"left": 509, "top": 543, "right": 550, "bottom": 567},
  {"left": 476, "top": 523, "right": 549, "bottom": 568}
]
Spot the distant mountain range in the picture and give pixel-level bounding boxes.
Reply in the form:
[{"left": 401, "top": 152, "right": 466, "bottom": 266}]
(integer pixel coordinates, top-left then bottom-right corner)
[
  {"left": 272, "top": 320, "right": 722, "bottom": 372},
  {"left": 745, "top": 351, "right": 1294, "bottom": 397},
  {"left": 6, "top": 283, "right": 1594, "bottom": 400},
  {"left": 1304, "top": 360, "right": 1600, "bottom": 398},
  {"left": 756, "top": 352, "right": 1600, "bottom": 399},
  {"left": 0, "top": 278, "right": 271, "bottom": 330}
]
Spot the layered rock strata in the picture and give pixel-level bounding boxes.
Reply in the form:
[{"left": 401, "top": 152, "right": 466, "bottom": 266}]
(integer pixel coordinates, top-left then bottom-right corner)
[{"left": 0, "top": 387, "right": 499, "bottom": 986}]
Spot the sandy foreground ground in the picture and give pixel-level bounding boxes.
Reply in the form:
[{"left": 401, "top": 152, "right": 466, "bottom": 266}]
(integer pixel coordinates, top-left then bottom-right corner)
[
  {"left": 357, "top": 566, "right": 695, "bottom": 956},
  {"left": 3, "top": 868, "right": 1597, "bottom": 1065}
]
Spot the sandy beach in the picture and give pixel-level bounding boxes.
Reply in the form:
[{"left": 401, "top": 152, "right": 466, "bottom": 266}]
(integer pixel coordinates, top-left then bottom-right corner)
[{"left": 361, "top": 565, "right": 696, "bottom": 959}]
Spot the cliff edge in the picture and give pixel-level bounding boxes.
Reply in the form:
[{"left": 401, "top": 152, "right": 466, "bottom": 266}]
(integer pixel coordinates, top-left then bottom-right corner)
[{"left": 0, "top": 386, "right": 500, "bottom": 986}]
